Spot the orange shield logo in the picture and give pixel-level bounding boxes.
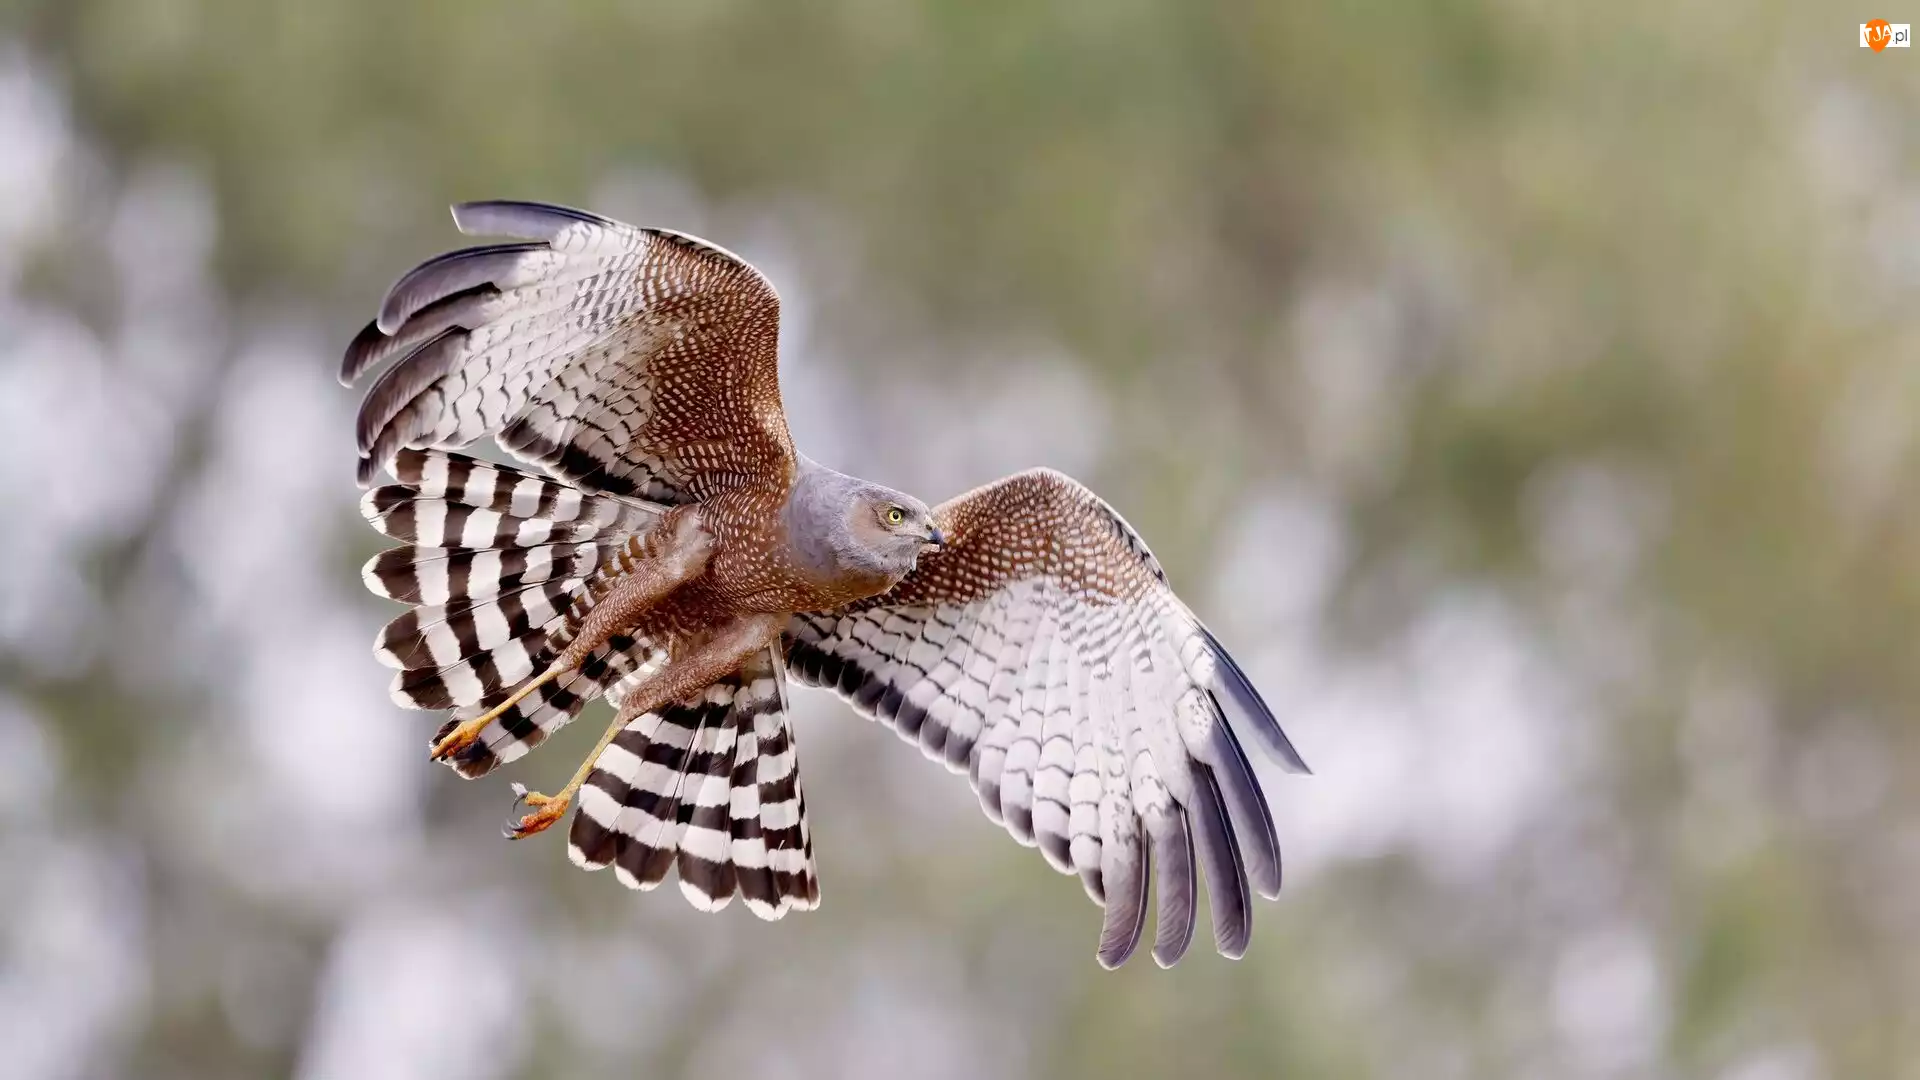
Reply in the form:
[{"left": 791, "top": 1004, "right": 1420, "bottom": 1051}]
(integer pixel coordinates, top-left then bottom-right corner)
[{"left": 1866, "top": 19, "right": 1893, "bottom": 51}]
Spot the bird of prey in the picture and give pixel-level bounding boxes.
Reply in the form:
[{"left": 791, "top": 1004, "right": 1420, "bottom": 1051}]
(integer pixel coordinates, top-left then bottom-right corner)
[{"left": 341, "top": 200, "right": 1309, "bottom": 967}]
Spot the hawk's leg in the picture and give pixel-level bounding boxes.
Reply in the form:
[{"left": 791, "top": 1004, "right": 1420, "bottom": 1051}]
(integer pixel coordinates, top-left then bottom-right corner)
[
  {"left": 430, "top": 509, "right": 713, "bottom": 762},
  {"left": 503, "top": 612, "right": 787, "bottom": 839}
]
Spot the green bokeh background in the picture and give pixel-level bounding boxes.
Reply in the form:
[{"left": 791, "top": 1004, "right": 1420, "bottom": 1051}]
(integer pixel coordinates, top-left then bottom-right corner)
[{"left": 1, "top": 3, "right": 1916, "bottom": 1078}]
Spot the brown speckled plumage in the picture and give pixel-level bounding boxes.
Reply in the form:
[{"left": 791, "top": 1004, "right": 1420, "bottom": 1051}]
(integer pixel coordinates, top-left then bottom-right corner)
[{"left": 344, "top": 200, "right": 1308, "bottom": 964}]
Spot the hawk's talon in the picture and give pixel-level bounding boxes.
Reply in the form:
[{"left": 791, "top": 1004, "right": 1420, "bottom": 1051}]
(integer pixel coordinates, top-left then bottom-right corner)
[
  {"left": 503, "top": 783, "right": 570, "bottom": 839},
  {"left": 429, "top": 723, "right": 481, "bottom": 762},
  {"left": 431, "top": 668, "right": 566, "bottom": 763}
]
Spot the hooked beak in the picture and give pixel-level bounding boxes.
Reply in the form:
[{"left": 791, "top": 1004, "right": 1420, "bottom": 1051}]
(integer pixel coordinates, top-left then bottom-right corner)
[{"left": 924, "top": 527, "right": 946, "bottom": 549}]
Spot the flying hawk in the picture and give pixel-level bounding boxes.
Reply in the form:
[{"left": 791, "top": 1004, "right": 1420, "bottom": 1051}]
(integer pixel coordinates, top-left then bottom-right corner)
[{"left": 341, "top": 201, "right": 1309, "bottom": 967}]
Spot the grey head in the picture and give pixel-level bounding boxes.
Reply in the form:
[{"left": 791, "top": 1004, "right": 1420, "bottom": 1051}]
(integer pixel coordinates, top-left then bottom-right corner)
[{"left": 783, "top": 457, "right": 945, "bottom": 595}]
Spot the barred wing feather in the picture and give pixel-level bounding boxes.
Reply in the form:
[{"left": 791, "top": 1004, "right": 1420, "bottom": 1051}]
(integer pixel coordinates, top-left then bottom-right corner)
[
  {"left": 784, "top": 469, "right": 1307, "bottom": 968},
  {"left": 344, "top": 200, "right": 794, "bottom": 503}
]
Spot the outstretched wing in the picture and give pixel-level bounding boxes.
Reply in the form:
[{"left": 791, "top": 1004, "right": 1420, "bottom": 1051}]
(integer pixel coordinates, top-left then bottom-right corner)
[
  {"left": 783, "top": 469, "right": 1309, "bottom": 969},
  {"left": 343, "top": 200, "right": 794, "bottom": 502}
]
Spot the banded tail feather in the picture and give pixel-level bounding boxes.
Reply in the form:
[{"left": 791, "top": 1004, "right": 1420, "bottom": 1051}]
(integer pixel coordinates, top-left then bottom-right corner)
[
  {"left": 361, "top": 448, "right": 667, "bottom": 777},
  {"left": 568, "top": 648, "right": 819, "bottom": 919},
  {"left": 361, "top": 542, "right": 601, "bottom": 607},
  {"left": 428, "top": 634, "right": 660, "bottom": 778}
]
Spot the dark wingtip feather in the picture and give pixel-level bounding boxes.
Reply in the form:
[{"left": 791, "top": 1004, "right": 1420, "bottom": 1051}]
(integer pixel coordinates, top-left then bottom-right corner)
[
  {"left": 1201, "top": 624, "right": 1311, "bottom": 774},
  {"left": 353, "top": 326, "right": 465, "bottom": 454},
  {"left": 349, "top": 283, "right": 503, "bottom": 388},
  {"left": 451, "top": 200, "right": 616, "bottom": 240},
  {"left": 1208, "top": 692, "right": 1284, "bottom": 899},
  {"left": 375, "top": 243, "right": 538, "bottom": 334},
  {"left": 341, "top": 319, "right": 387, "bottom": 386},
  {"left": 1097, "top": 836, "right": 1150, "bottom": 970},
  {"left": 1189, "top": 764, "right": 1253, "bottom": 959},
  {"left": 1150, "top": 814, "right": 1198, "bottom": 968}
]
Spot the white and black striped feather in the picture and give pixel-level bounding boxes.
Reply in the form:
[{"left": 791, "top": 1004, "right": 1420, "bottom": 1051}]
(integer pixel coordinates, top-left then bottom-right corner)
[
  {"left": 341, "top": 200, "right": 793, "bottom": 503},
  {"left": 359, "top": 448, "right": 665, "bottom": 778},
  {"left": 568, "top": 648, "right": 818, "bottom": 918},
  {"left": 782, "top": 470, "right": 1305, "bottom": 968}
]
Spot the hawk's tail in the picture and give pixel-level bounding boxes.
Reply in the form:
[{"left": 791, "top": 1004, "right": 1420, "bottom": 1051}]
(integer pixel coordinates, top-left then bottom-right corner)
[
  {"left": 359, "top": 448, "right": 664, "bottom": 777},
  {"left": 567, "top": 649, "right": 821, "bottom": 919}
]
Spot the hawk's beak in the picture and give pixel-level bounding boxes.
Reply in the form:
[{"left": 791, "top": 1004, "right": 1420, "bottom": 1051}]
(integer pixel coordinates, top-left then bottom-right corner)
[{"left": 924, "top": 527, "right": 946, "bottom": 549}]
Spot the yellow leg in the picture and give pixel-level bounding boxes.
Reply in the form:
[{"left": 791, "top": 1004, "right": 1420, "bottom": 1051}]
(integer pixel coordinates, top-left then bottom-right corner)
[
  {"left": 500, "top": 710, "right": 633, "bottom": 839},
  {"left": 429, "top": 666, "right": 563, "bottom": 761},
  {"left": 429, "top": 509, "right": 716, "bottom": 765},
  {"left": 499, "top": 611, "right": 786, "bottom": 841}
]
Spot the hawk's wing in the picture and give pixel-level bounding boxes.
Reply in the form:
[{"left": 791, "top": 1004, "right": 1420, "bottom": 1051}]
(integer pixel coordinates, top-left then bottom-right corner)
[
  {"left": 344, "top": 201, "right": 794, "bottom": 503},
  {"left": 783, "top": 469, "right": 1308, "bottom": 968}
]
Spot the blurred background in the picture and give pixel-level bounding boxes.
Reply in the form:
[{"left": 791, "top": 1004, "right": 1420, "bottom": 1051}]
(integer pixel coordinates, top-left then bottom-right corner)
[{"left": 1, "top": 3, "right": 1916, "bottom": 1078}]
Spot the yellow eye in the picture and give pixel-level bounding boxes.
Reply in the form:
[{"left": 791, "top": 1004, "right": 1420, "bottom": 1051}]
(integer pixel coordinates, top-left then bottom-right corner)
[{"left": 885, "top": 506, "right": 906, "bottom": 526}]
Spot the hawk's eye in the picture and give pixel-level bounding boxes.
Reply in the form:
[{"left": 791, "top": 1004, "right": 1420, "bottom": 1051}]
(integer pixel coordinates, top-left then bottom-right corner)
[{"left": 884, "top": 506, "right": 906, "bottom": 526}]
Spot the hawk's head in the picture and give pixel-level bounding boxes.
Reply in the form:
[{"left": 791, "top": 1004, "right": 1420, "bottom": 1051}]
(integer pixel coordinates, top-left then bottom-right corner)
[
  {"left": 784, "top": 462, "right": 943, "bottom": 596},
  {"left": 846, "top": 488, "right": 944, "bottom": 579}
]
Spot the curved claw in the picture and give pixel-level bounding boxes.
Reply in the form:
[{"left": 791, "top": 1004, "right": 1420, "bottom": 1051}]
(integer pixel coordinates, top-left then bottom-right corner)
[
  {"left": 501, "top": 782, "right": 531, "bottom": 837},
  {"left": 501, "top": 782, "right": 570, "bottom": 839}
]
